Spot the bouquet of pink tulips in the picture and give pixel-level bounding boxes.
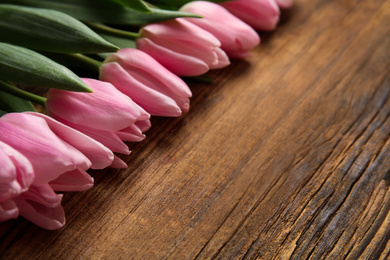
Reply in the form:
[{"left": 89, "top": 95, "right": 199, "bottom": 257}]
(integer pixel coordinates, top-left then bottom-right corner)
[{"left": 0, "top": 0, "right": 292, "bottom": 229}]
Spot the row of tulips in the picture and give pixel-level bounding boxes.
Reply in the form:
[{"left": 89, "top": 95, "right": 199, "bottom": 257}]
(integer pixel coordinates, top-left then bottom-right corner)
[{"left": 0, "top": 0, "right": 293, "bottom": 229}]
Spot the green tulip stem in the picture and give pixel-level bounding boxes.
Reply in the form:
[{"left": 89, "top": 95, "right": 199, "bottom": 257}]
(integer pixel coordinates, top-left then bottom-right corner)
[
  {"left": 0, "top": 81, "right": 46, "bottom": 106},
  {"left": 67, "top": 53, "right": 103, "bottom": 72},
  {"left": 85, "top": 22, "right": 139, "bottom": 40}
]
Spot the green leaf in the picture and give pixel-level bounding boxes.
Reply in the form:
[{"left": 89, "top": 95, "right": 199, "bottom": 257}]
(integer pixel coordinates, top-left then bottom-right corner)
[
  {"left": 146, "top": 0, "right": 225, "bottom": 9},
  {"left": 41, "top": 53, "right": 103, "bottom": 72},
  {"left": 0, "top": 89, "right": 36, "bottom": 114},
  {"left": 0, "top": 43, "right": 92, "bottom": 92},
  {"left": 0, "top": 110, "right": 7, "bottom": 117},
  {"left": 109, "top": 0, "right": 151, "bottom": 13},
  {"left": 0, "top": 4, "right": 118, "bottom": 54},
  {"left": 99, "top": 33, "right": 136, "bottom": 50},
  {"left": 0, "top": 0, "right": 202, "bottom": 25},
  {"left": 97, "top": 33, "right": 136, "bottom": 59}
]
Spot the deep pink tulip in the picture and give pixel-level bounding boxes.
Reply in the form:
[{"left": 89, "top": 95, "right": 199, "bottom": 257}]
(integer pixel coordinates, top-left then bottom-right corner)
[
  {"left": 275, "top": 0, "right": 293, "bottom": 8},
  {"left": 46, "top": 78, "right": 151, "bottom": 167},
  {"left": 100, "top": 48, "right": 192, "bottom": 117},
  {"left": 136, "top": 18, "right": 230, "bottom": 76},
  {"left": 0, "top": 141, "right": 34, "bottom": 222},
  {"left": 180, "top": 1, "right": 260, "bottom": 59},
  {"left": 219, "top": 0, "right": 280, "bottom": 31}
]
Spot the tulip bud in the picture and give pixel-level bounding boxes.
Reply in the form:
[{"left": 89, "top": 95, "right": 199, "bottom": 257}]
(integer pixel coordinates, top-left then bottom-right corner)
[
  {"left": 0, "top": 112, "right": 110, "bottom": 229},
  {"left": 136, "top": 18, "right": 230, "bottom": 76},
  {"left": 0, "top": 112, "right": 98, "bottom": 187},
  {"left": 47, "top": 78, "right": 151, "bottom": 167},
  {"left": 180, "top": 1, "right": 261, "bottom": 59},
  {"left": 101, "top": 48, "right": 193, "bottom": 117},
  {"left": 219, "top": 0, "right": 280, "bottom": 31}
]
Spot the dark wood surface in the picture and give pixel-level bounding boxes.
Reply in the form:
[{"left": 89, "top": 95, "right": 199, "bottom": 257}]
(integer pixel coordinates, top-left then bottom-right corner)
[{"left": 1, "top": 0, "right": 390, "bottom": 258}]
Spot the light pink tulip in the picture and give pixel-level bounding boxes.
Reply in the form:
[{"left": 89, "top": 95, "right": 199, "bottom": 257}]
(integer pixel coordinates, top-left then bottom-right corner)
[
  {"left": 0, "top": 112, "right": 112, "bottom": 188},
  {"left": 100, "top": 48, "right": 192, "bottom": 117},
  {"left": 219, "top": 0, "right": 280, "bottom": 31},
  {"left": 0, "top": 112, "right": 112, "bottom": 229},
  {"left": 136, "top": 18, "right": 230, "bottom": 76},
  {"left": 0, "top": 141, "right": 34, "bottom": 222},
  {"left": 180, "top": 1, "right": 260, "bottom": 59},
  {"left": 46, "top": 78, "right": 151, "bottom": 167},
  {"left": 275, "top": 0, "right": 293, "bottom": 8},
  {"left": 0, "top": 139, "right": 64, "bottom": 229}
]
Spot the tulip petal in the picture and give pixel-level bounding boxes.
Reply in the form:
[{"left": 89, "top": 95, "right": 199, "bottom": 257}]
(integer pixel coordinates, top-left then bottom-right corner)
[
  {"left": 19, "top": 184, "right": 62, "bottom": 208},
  {"left": 111, "top": 155, "right": 129, "bottom": 169},
  {"left": 66, "top": 122, "right": 131, "bottom": 156},
  {"left": 116, "top": 124, "right": 146, "bottom": 142},
  {"left": 134, "top": 103, "right": 151, "bottom": 122},
  {"left": 220, "top": 0, "right": 280, "bottom": 31},
  {"left": 49, "top": 169, "right": 94, "bottom": 192},
  {"left": 0, "top": 141, "right": 34, "bottom": 202},
  {"left": 180, "top": 1, "right": 260, "bottom": 57},
  {"left": 14, "top": 197, "right": 65, "bottom": 230},
  {"left": 28, "top": 112, "right": 114, "bottom": 170},
  {"left": 136, "top": 38, "right": 209, "bottom": 76},
  {"left": 135, "top": 119, "right": 152, "bottom": 132},
  {"left": 209, "top": 47, "right": 231, "bottom": 68},
  {"left": 140, "top": 18, "right": 221, "bottom": 47},
  {"left": 101, "top": 62, "right": 183, "bottom": 116},
  {"left": 46, "top": 79, "right": 141, "bottom": 131}
]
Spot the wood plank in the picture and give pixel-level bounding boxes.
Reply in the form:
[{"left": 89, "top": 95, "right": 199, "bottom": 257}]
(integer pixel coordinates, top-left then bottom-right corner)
[{"left": 0, "top": 0, "right": 389, "bottom": 259}]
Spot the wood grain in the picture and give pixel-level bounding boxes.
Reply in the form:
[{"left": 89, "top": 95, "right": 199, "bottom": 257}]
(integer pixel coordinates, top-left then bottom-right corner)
[{"left": 1, "top": 0, "right": 389, "bottom": 259}]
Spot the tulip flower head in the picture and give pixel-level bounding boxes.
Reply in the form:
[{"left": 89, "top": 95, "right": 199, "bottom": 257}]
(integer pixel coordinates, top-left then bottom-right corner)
[
  {"left": 46, "top": 78, "right": 151, "bottom": 168},
  {"left": 179, "top": 1, "right": 261, "bottom": 59},
  {"left": 0, "top": 137, "right": 65, "bottom": 230},
  {"left": 0, "top": 112, "right": 108, "bottom": 189},
  {"left": 0, "top": 112, "right": 113, "bottom": 229},
  {"left": 219, "top": 0, "right": 280, "bottom": 31},
  {"left": 100, "top": 48, "right": 193, "bottom": 117},
  {"left": 136, "top": 18, "right": 230, "bottom": 76}
]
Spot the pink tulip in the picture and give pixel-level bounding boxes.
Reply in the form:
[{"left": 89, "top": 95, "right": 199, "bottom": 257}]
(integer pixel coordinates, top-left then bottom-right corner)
[
  {"left": 0, "top": 141, "right": 34, "bottom": 222},
  {"left": 46, "top": 78, "right": 151, "bottom": 167},
  {"left": 275, "top": 0, "right": 293, "bottom": 8},
  {"left": 136, "top": 18, "right": 230, "bottom": 76},
  {"left": 0, "top": 138, "right": 64, "bottom": 229},
  {"left": 0, "top": 112, "right": 103, "bottom": 189},
  {"left": 179, "top": 1, "right": 260, "bottom": 59},
  {"left": 100, "top": 48, "right": 192, "bottom": 117},
  {"left": 219, "top": 0, "right": 280, "bottom": 31},
  {"left": 0, "top": 112, "right": 112, "bottom": 229}
]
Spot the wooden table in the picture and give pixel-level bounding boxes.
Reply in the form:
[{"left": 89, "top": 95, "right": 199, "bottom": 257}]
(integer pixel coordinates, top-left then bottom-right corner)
[{"left": 1, "top": 0, "right": 390, "bottom": 258}]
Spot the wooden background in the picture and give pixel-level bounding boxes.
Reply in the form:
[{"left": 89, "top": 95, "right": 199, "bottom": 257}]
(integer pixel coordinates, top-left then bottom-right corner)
[{"left": 1, "top": 0, "right": 390, "bottom": 258}]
